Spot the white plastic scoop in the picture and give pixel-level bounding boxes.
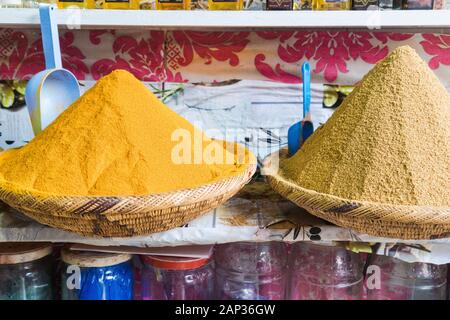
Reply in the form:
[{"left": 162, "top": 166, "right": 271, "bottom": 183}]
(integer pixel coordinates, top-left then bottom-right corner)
[{"left": 25, "top": 4, "right": 80, "bottom": 135}]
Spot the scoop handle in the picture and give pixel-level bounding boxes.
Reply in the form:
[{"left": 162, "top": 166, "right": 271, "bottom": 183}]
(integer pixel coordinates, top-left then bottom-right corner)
[
  {"left": 302, "top": 62, "right": 311, "bottom": 118},
  {"left": 39, "top": 4, "right": 62, "bottom": 70}
]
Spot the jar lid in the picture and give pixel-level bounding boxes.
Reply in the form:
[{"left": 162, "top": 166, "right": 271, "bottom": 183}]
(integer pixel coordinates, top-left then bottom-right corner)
[
  {"left": 62, "top": 248, "right": 132, "bottom": 268},
  {"left": 0, "top": 242, "right": 52, "bottom": 265},
  {"left": 141, "top": 255, "right": 210, "bottom": 270}
]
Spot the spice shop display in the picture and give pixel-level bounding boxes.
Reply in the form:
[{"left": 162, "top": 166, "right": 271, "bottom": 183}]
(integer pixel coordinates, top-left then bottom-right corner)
[
  {"left": 0, "top": 1, "right": 449, "bottom": 304},
  {"left": 0, "top": 70, "right": 256, "bottom": 237},
  {"left": 264, "top": 46, "right": 450, "bottom": 240}
]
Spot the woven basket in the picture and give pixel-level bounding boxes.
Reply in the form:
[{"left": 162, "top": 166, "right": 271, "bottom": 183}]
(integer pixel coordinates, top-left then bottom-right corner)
[
  {"left": 0, "top": 161, "right": 256, "bottom": 238},
  {"left": 263, "top": 149, "right": 450, "bottom": 240}
]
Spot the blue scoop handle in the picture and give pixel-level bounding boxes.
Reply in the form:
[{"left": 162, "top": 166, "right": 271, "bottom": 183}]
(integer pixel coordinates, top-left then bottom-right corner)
[
  {"left": 287, "top": 61, "right": 312, "bottom": 156},
  {"left": 302, "top": 62, "right": 310, "bottom": 116},
  {"left": 39, "top": 4, "right": 62, "bottom": 70}
]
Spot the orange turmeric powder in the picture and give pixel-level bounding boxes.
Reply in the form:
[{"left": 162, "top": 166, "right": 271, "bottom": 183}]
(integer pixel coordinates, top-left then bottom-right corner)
[{"left": 0, "top": 70, "right": 253, "bottom": 196}]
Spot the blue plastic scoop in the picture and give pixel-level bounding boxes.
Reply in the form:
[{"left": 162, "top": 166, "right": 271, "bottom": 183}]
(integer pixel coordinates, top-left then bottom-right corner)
[
  {"left": 287, "top": 62, "right": 314, "bottom": 156},
  {"left": 25, "top": 4, "right": 80, "bottom": 135}
]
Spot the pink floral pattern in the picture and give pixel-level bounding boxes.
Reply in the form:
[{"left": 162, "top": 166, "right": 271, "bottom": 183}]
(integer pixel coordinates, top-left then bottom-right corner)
[
  {"left": 90, "top": 31, "right": 165, "bottom": 81},
  {"left": 169, "top": 31, "right": 249, "bottom": 67},
  {"left": 0, "top": 29, "right": 43, "bottom": 80},
  {"left": 165, "top": 31, "right": 250, "bottom": 82},
  {"left": 0, "top": 29, "right": 88, "bottom": 80},
  {"left": 254, "top": 31, "right": 415, "bottom": 83},
  {"left": 420, "top": 34, "right": 450, "bottom": 69},
  {"left": 59, "top": 32, "right": 89, "bottom": 80},
  {"left": 0, "top": 28, "right": 448, "bottom": 86}
]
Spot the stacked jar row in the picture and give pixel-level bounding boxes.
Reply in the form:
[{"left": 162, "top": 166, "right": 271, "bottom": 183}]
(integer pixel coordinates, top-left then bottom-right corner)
[{"left": 0, "top": 242, "right": 448, "bottom": 300}]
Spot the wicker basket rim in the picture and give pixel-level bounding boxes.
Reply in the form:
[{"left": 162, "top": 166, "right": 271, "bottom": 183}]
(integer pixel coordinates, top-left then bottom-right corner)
[
  {"left": 262, "top": 150, "right": 450, "bottom": 217},
  {"left": 0, "top": 161, "right": 256, "bottom": 205}
]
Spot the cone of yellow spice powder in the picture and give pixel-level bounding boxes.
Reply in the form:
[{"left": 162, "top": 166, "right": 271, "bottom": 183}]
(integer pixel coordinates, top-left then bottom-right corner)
[
  {"left": 0, "top": 70, "right": 256, "bottom": 237},
  {"left": 264, "top": 46, "right": 450, "bottom": 240}
]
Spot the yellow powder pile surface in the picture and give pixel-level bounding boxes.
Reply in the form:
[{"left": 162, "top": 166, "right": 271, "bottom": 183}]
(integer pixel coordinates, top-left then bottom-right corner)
[
  {"left": 281, "top": 46, "right": 450, "bottom": 207},
  {"left": 0, "top": 70, "right": 251, "bottom": 196}
]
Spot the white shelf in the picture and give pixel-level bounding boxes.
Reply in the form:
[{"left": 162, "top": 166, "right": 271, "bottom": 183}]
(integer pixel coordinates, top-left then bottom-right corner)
[{"left": 0, "top": 9, "right": 449, "bottom": 32}]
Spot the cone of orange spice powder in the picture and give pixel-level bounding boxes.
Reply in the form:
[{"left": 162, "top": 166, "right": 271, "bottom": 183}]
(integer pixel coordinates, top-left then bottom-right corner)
[{"left": 0, "top": 70, "right": 256, "bottom": 236}]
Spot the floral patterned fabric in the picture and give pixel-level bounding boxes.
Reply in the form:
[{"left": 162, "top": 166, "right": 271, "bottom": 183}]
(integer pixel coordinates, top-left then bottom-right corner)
[{"left": 0, "top": 28, "right": 449, "bottom": 85}]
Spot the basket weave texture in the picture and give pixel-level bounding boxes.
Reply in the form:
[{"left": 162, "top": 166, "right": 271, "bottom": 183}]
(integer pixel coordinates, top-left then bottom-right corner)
[
  {"left": 0, "top": 162, "right": 256, "bottom": 237},
  {"left": 263, "top": 150, "right": 450, "bottom": 240}
]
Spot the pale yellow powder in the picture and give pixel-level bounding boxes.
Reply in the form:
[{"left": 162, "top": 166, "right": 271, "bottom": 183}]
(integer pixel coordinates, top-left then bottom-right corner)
[{"left": 281, "top": 46, "right": 450, "bottom": 207}]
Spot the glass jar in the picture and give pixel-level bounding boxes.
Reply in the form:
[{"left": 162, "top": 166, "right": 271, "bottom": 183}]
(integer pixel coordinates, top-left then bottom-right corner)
[
  {"left": 214, "top": 242, "right": 288, "bottom": 300},
  {"left": 140, "top": 255, "right": 213, "bottom": 300},
  {"left": 0, "top": 243, "right": 53, "bottom": 300},
  {"left": 288, "top": 242, "right": 364, "bottom": 300},
  {"left": 61, "top": 249, "right": 134, "bottom": 300},
  {"left": 366, "top": 255, "right": 447, "bottom": 300}
]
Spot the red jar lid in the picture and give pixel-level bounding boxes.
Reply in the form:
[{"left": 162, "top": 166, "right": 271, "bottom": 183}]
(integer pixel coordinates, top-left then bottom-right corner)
[{"left": 141, "top": 255, "right": 210, "bottom": 270}]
